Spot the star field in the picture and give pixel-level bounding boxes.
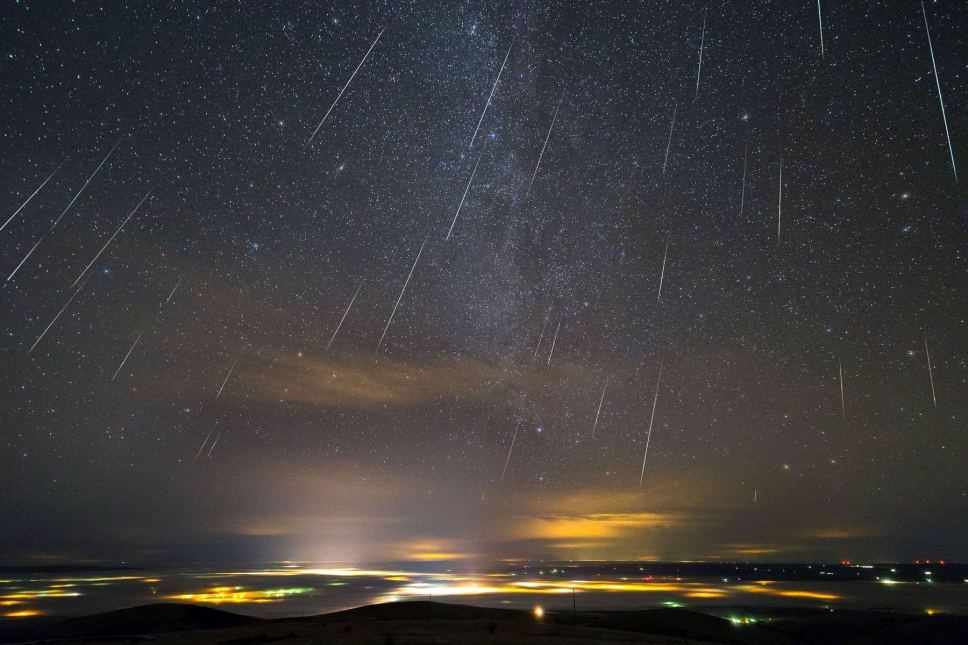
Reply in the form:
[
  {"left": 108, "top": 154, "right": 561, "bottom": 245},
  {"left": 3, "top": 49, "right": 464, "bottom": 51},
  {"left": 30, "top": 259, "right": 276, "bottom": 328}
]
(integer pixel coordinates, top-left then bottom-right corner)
[{"left": 1, "top": 1, "right": 966, "bottom": 564}]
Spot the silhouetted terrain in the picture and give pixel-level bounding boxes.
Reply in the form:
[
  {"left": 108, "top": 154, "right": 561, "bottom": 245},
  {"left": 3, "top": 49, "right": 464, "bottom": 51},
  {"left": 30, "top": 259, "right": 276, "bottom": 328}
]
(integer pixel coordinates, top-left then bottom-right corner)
[{"left": 2, "top": 601, "right": 967, "bottom": 644}]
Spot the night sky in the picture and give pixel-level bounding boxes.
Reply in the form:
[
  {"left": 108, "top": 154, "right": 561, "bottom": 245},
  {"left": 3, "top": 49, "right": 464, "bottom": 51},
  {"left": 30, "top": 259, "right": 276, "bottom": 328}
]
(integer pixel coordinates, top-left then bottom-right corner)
[{"left": 1, "top": 1, "right": 966, "bottom": 566}]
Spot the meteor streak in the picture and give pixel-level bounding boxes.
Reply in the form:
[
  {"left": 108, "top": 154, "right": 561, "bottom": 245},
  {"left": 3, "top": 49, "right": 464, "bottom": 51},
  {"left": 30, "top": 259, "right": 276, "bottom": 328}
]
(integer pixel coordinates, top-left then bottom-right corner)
[
  {"left": 817, "top": 0, "right": 825, "bottom": 60},
  {"left": 167, "top": 271, "right": 187, "bottom": 302},
  {"left": 532, "top": 309, "right": 551, "bottom": 364},
  {"left": 777, "top": 152, "right": 783, "bottom": 245},
  {"left": 657, "top": 236, "right": 670, "bottom": 302},
  {"left": 740, "top": 134, "right": 748, "bottom": 218},
  {"left": 925, "top": 338, "right": 937, "bottom": 407},
  {"left": 216, "top": 349, "right": 243, "bottom": 399},
  {"left": 838, "top": 358, "right": 845, "bottom": 416},
  {"left": 112, "top": 331, "right": 143, "bottom": 381},
  {"left": 500, "top": 420, "right": 521, "bottom": 486},
  {"left": 376, "top": 238, "right": 427, "bottom": 354},
  {"left": 591, "top": 382, "right": 607, "bottom": 437},
  {"left": 921, "top": 2, "right": 957, "bottom": 182},
  {"left": 192, "top": 426, "right": 216, "bottom": 465},
  {"left": 2, "top": 157, "right": 70, "bottom": 233},
  {"left": 51, "top": 138, "right": 122, "bottom": 230},
  {"left": 547, "top": 313, "right": 563, "bottom": 365},
  {"left": 327, "top": 278, "right": 364, "bottom": 350},
  {"left": 71, "top": 188, "right": 153, "bottom": 289},
  {"left": 639, "top": 360, "right": 663, "bottom": 488},
  {"left": 207, "top": 432, "right": 221, "bottom": 457},
  {"left": 305, "top": 28, "right": 385, "bottom": 149},
  {"left": 446, "top": 152, "right": 483, "bottom": 240},
  {"left": 470, "top": 37, "right": 514, "bottom": 149},
  {"left": 28, "top": 274, "right": 92, "bottom": 354},
  {"left": 695, "top": 7, "right": 707, "bottom": 100},
  {"left": 527, "top": 95, "right": 563, "bottom": 195},
  {"left": 663, "top": 105, "right": 677, "bottom": 174},
  {"left": 7, "top": 236, "right": 44, "bottom": 281}
]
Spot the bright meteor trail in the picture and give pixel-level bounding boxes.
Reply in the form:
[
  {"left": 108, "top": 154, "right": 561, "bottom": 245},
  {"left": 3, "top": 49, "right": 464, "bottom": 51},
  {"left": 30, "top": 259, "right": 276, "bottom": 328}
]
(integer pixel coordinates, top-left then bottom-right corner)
[
  {"left": 739, "top": 129, "right": 748, "bottom": 218},
  {"left": 70, "top": 188, "right": 153, "bottom": 289},
  {"left": 920, "top": 2, "right": 957, "bottom": 183},
  {"left": 838, "top": 357, "right": 845, "bottom": 416},
  {"left": 639, "top": 360, "right": 663, "bottom": 488},
  {"left": 657, "top": 236, "right": 670, "bottom": 302},
  {"left": 695, "top": 7, "right": 707, "bottom": 100},
  {"left": 167, "top": 271, "right": 188, "bottom": 302},
  {"left": 470, "top": 37, "right": 514, "bottom": 149},
  {"left": 532, "top": 308, "right": 552, "bottom": 364},
  {"left": 446, "top": 152, "right": 483, "bottom": 240},
  {"left": 28, "top": 274, "right": 92, "bottom": 354},
  {"left": 1, "top": 156, "right": 70, "bottom": 234},
  {"left": 7, "top": 236, "right": 44, "bottom": 282},
  {"left": 499, "top": 420, "right": 521, "bottom": 486},
  {"left": 663, "top": 105, "right": 676, "bottom": 174},
  {"left": 51, "top": 138, "right": 122, "bottom": 230},
  {"left": 817, "top": 0, "right": 825, "bottom": 60},
  {"left": 192, "top": 425, "right": 217, "bottom": 465},
  {"left": 547, "top": 313, "right": 563, "bottom": 365},
  {"left": 591, "top": 382, "right": 607, "bottom": 437},
  {"left": 376, "top": 237, "right": 427, "bottom": 354},
  {"left": 112, "top": 331, "right": 144, "bottom": 381},
  {"left": 777, "top": 152, "right": 783, "bottom": 245},
  {"left": 327, "top": 278, "right": 364, "bottom": 350},
  {"left": 305, "top": 28, "right": 385, "bottom": 149},
  {"left": 527, "top": 95, "right": 563, "bottom": 195},
  {"left": 216, "top": 349, "right": 243, "bottom": 399}
]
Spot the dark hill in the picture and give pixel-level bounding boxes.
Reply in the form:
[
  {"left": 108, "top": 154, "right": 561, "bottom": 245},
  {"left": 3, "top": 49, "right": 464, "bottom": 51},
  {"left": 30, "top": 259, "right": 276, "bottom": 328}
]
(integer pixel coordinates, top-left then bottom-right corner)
[
  {"left": 41, "top": 603, "right": 261, "bottom": 639},
  {"left": 320, "top": 600, "right": 536, "bottom": 623}
]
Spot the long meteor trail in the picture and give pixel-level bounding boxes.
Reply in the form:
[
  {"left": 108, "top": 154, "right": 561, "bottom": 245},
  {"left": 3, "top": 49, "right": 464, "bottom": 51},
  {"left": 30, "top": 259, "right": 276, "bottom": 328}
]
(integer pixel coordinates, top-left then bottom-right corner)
[
  {"left": 112, "top": 331, "right": 144, "bottom": 381},
  {"left": 192, "top": 426, "right": 217, "bottom": 465},
  {"left": 216, "top": 349, "right": 243, "bottom": 399},
  {"left": 921, "top": 2, "right": 957, "bottom": 182},
  {"left": 167, "top": 271, "right": 188, "bottom": 302},
  {"left": 532, "top": 309, "right": 552, "bottom": 364},
  {"left": 446, "top": 152, "right": 483, "bottom": 240},
  {"left": 925, "top": 338, "right": 937, "bottom": 407},
  {"left": 838, "top": 357, "right": 845, "bottom": 416},
  {"left": 547, "top": 313, "right": 563, "bottom": 365},
  {"left": 376, "top": 237, "right": 427, "bottom": 354},
  {"left": 817, "top": 0, "right": 825, "bottom": 60},
  {"left": 206, "top": 432, "right": 221, "bottom": 458},
  {"left": 71, "top": 188, "right": 153, "bottom": 289},
  {"left": 470, "top": 37, "right": 514, "bottom": 149},
  {"left": 657, "top": 236, "right": 670, "bottom": 302},
  {"left": 51, "top": 138, "right": 122, "bottom": 230},
  {"left": 305, "top": 28, "right": 385, "bottom": 149},
  {"left": 740, "top": 134, "right": 748, "bottom": 218},
  {"left": 526, "top": 95, "right": 563, "bottom": 195},
  {"left": 327, "top": 278, "right": 364, "bottom": 350},
  {"left": 591, "top": 382, "right": 607, "bottom": 437},
  {"left": 639, "top": 360, "right": 664, "bottom": 488},
  {"left": 28, "top": 274, "right": 92, "bottom": 353},
  {"left": 7, "top": 236, "right": 44, "bottom": 282},
  {"left": 500, "top": 420, "right": 522, "bottom": 486},
  {"left": 663, "top": 105, "right": 677, "bottom": 174},
  {"left": 695, "top": 7, "right": 707, "bottom": 100},
  {"left": 2, "top": 157, "right": 70, "bottom": 233},
  {"left": 777, "top": 152, "right": 783, "bottom": 245}
]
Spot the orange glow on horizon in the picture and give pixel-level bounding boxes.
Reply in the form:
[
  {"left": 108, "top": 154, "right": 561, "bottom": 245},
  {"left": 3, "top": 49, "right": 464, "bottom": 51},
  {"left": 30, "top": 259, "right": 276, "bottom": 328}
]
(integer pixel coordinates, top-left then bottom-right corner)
[{"left": 4, "top": 610, "right": 41, "bottom": 618}]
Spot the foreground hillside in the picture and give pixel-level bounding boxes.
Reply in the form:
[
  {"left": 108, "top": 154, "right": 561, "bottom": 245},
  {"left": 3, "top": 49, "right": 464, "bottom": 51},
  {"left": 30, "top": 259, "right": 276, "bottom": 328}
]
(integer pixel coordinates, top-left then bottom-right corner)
[{"left": 2, "top": 601, "right": 967, "bottom": 644}]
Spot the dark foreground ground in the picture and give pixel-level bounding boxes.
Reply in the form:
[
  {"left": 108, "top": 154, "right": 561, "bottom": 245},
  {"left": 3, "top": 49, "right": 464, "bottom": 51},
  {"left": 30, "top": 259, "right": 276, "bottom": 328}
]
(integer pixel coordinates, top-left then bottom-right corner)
[{"left": 2, "top": 601, "right": 967, "bottom": 645}]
